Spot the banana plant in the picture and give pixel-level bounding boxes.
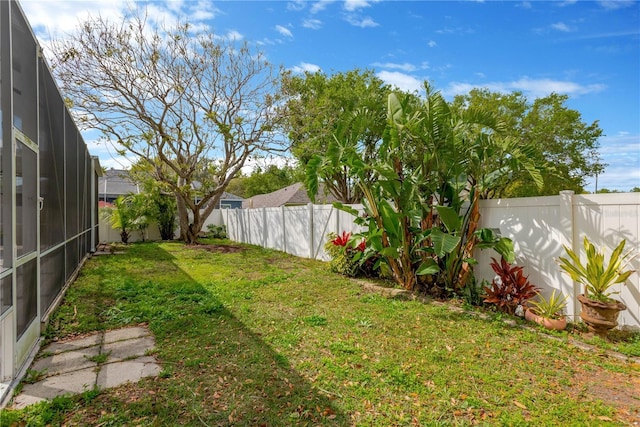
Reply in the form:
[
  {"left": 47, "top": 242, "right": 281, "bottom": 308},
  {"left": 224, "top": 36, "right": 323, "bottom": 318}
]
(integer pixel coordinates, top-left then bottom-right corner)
[{"left": 313, "top": 84, "right": 528, "bottom": 293}]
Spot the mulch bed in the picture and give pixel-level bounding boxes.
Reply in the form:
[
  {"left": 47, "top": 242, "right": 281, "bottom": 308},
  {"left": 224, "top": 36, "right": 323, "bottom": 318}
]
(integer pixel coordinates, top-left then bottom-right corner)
[{"left": 188, "top": 244, "right": 245, "bottom": 253}]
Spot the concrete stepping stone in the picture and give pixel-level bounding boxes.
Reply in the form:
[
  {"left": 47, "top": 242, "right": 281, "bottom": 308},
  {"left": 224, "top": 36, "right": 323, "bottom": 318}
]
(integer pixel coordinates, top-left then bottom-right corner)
[
  {"left": 104, "top": 326, "right": 151, "bottom": 344},
  {"left": 30, "top": 345, "right": 100, "bottom": 377},
  {"left": 9, "top": 326, "right": 160, "bottom": 409},
  {"left": 97, "top": 356, "right": 161, "bottom": 389},
  {"left": 11, "top": 367, "right": 97, "bottom": 409},
  {"left": 103, "top": 335, "right": 156, "bottom": 362},
  {"left": 44, "top": 334, "right": 101, "bottom": 355}
]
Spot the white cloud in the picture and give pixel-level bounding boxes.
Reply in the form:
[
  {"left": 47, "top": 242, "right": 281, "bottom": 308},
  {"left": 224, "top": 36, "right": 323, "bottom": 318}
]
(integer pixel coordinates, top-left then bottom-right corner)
[
  {"left": 344, "top": 0, "right": 378, "bottom": 12},
  {"left": 85, "top": 136, "right": 137, "bottom": 170},
  {"left": 311, "top": 0, "right": 335, "bottom": 14},
  {"left": 21, "top": 1, "right": 128, "bottom": 41},
  {"left": 287, "top": 0, "right": 306, "bottom": 11},
  {"left": 443, "top": 77, "right": 606, "bottom": 99},
  {"left": 428, "top": 40, "right": 437, "bottom": 48},
  {"left": 188, "top": 1, "right": 219, "bottom": 21},
  {"left": 22, "top": 0, "right": 220, "bottom": 43},
  {"left": 436, "top": 26, "right": 474, "bottom": 35},
  {"left": 302, "top": 18, "right": 323, "bottom": 29},
  {"left": 345, "top": 15, "right": 379, "bottom": 28},
  {"left": 222, "top": 30, "right": 244, "bottom": 41},
  {"left": 551, "top": 22, "right": 573, "bottom": 32},
  {"left": 376, "top": 71, "right": 423, "bottom": 93},
  {"left": 241, "top": 155, "right": 298, "bottom": 175},
  {"left": 290, "top": 62, "right": 322, "bottom": 73},
  {"left": 275, "top": 25, "right": 294, "bottom": 38},
  {"left": 598, "top": 0, "right": 636, "bottom": 10},
  {"left": 511, "top": 78, "right": 605, "bottom": 97},
  {"left": 585, "top": 132, "right": 640, "bottom": 192},
  {"left": 372, "top": 62, "right": 417, "bottom": 72}
]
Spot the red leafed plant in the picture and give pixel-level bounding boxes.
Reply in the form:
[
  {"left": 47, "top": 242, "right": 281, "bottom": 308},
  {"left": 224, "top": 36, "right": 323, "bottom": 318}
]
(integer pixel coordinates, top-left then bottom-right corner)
[
  {"left": 331, "top": 231, "right": 352, "bottom": 247},
  {"left": 356, "top": 239, "right": 366, "bottom": 252},
  {"left": 483, "top": 257, "right": 539, "bottom": 314}
]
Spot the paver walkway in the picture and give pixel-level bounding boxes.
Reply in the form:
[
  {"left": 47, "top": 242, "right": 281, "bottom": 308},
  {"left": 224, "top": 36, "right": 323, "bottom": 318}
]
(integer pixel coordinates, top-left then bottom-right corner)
[{"left": 11, "top": 326, "right": 160, "bottom": 409}]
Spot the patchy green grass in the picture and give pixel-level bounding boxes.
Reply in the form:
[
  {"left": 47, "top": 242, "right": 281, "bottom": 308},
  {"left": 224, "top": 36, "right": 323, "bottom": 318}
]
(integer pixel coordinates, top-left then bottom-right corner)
[{"left": 4, "top": 240, "right": 639, "bottom": 426}]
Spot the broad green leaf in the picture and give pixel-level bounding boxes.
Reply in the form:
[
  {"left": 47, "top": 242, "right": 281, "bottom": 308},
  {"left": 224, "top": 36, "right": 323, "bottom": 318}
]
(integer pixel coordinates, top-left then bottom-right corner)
[
  {"left": 379, "top": 247, "right": 400, "bottom": 259},
  {"left": 387, "top": 92, "right": 404, "bottom": 126},
  {"left": 380, "top": 200, "right": 401, "bottom": 239},
  {"left": 435, "top": 206, "right": 462, "bottom": 233},
  {"left": 416, "top": 259, "right": 440, "bottom": 276},
  {"left": 493, "top": 238, "right": 515, "bottom": 263},
  {"left": 431, "top": 228, "right": 461, "bottom": 258},
  {"left": 304, "top": 155, "right": 322, "bottom": 202},
  {"left": 332, "top": 202, "right": 360, "bottom": 217}
]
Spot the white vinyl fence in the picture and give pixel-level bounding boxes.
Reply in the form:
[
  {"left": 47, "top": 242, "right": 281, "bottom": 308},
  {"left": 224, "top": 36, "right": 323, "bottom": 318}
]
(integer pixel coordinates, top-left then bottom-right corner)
[
  {"left": 223, "top": 204, "right": 365, "bottom": 261},
  {"left": 475, "top": 191, "right": 640, "bottom": 329},
  {"left": 98, "top": 208, "right": 225, "bottom": 244},
  {"left": 223, "top": 192, "right": 640, "bottom": 329}
]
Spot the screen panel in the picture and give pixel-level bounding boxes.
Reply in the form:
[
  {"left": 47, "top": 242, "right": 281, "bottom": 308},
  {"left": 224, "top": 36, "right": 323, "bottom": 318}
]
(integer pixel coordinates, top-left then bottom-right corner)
[
  {"left": 15, "top": 140, "right": 37, "bottom": 257},
  {"left": 10, "top": 3, "right": 37, "bottom": 142},
  {"left": 0, "top": 0, "right": 11, "bottom": 272},
  {"left": 16, "top": 258, "right": 37, "bottom": 339},
  {"left": 40, "top": 246, "right": 65, "bottom": 313},
  {"left": 64, "top": 114, "right": 78, "bottom": 238},
  {"left": 39, "top": 58, "right": 65, "bottom": 250},
  {"left": 0, "top": 274, "right": 11, "bottom": 316}
]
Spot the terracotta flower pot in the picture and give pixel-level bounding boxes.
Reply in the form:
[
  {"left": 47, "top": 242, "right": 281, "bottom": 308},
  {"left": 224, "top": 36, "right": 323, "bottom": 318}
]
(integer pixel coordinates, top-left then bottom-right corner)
[
  {"left": 577, "top": 294, "right": 627, "bottom": 335},
  {"left": 524, "top": 309, "right": 567, "bottom": 330}
]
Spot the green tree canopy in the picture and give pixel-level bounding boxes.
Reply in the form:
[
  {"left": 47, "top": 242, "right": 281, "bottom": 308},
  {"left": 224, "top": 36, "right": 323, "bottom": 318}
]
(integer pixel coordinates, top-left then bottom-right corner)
[
  {"left": 452, "top": 89, "right": 605, "bottom": 197},
  {"left": 225, "top": 164, "right": 302, "bottom": 198},
  {"left": 281, "top": 69, "right": 391, "bottom": 202}
]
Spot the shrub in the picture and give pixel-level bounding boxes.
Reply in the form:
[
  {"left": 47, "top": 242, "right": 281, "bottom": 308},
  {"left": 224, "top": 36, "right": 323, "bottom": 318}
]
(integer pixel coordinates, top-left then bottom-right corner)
[
  {"left": 483, "top": 257, "right": 539, "bottom": 314},
  {"left": 206, "top": 224, "right": 227, "bottom": 239},
  {"left": 324, "top": 231, "right": 367, "bottom": 277}
]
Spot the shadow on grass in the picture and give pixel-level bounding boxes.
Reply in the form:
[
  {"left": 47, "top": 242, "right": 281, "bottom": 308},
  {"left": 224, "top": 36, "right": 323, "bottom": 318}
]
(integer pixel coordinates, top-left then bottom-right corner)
[{"left": 48, "top": 243, "right": 348, "bottom": 426}]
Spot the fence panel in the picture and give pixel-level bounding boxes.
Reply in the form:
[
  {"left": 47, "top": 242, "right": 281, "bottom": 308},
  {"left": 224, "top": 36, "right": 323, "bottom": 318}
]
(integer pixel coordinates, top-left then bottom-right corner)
[
  {"left": 98, "top": 217, "right": 162, "bottom": 243},
  {"left": 475, "top": 195, "right": 575, "bottom": 316},
  {"left": 475, "top": 192, "right": 640, "bottom": 328},
  {"left": 312, "top": 206, "right": 336, "bottom": 261},
  {"left": 571, "top": 193, "right": 640, "bottom": 328},
  {"left": 283, "top": 206, "right": 309, "bottom": 257}
]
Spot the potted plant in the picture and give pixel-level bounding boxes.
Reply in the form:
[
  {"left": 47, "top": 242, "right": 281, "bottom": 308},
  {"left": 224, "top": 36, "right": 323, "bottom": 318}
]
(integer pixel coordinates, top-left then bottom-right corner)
[
  {"left": 525, "top": 290, "right": 568, "bottom": 330},
  {"left": 558, "top": 237, "right": 635, "bottom": 335}
]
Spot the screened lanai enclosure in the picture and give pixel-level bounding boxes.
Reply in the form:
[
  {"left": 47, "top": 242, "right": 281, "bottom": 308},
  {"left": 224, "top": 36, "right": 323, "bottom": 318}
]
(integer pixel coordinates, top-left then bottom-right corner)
[{"left": 0, "top": 0, "right": 101, "bottom": 398}]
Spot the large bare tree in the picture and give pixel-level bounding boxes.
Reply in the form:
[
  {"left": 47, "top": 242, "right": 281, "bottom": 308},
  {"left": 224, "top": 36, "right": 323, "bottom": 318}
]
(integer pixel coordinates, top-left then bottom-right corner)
[{"left": 49, "top": 12, "right": 283, "bottom": 243}]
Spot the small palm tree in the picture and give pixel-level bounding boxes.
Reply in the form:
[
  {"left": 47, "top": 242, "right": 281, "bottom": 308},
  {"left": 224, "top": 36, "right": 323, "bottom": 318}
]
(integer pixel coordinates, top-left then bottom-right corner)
[{"left": 103, "top": 196, "right": 137, "bottom": 243}]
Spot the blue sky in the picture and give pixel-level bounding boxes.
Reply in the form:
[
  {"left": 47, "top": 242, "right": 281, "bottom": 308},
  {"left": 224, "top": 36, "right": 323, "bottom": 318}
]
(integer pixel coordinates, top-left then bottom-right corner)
[{"left": 21, "top": 0, "right": 640, "bottom": 192}]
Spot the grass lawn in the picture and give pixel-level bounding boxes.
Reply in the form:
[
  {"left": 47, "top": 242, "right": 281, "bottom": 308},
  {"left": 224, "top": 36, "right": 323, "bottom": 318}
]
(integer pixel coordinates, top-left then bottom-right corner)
[{"left": 3, "top": 240, "right": 639, "bottom": 426}]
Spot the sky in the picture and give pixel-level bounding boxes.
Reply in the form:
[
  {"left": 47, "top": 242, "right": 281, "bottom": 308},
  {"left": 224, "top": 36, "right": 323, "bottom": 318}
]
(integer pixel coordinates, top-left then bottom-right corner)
[{"left": 19, "top": 0, "right": 640, "bottom": 192}]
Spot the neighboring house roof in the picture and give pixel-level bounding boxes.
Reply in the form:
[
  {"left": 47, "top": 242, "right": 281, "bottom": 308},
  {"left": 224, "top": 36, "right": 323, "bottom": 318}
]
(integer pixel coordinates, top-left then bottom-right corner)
[
  {"left": 99, "top": 169, "right": 140, "bottom": 198},
  {"left": 98, "top": 169, "right": 243, "bottom": 202},
  {"left": 242, "top": 182, "right": 338, "bottom": 208},
  {"left": 220, "top": 191, "right": 244, "bottom": 201}
]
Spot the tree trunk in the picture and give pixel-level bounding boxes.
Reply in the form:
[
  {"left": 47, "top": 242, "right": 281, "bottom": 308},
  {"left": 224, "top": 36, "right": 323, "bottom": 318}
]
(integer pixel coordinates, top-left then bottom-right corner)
[
  {"left": 176, "top": 193, "right": 191, "bottom": 242},
  {"left": 175, "top": 190, "right": 221, "bottom": 244}
]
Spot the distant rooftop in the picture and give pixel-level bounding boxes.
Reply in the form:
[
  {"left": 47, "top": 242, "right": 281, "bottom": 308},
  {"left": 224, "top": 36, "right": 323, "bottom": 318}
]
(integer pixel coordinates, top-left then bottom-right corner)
[{"left": 243, "top": 182, "right": 337, "bottom": 208}]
